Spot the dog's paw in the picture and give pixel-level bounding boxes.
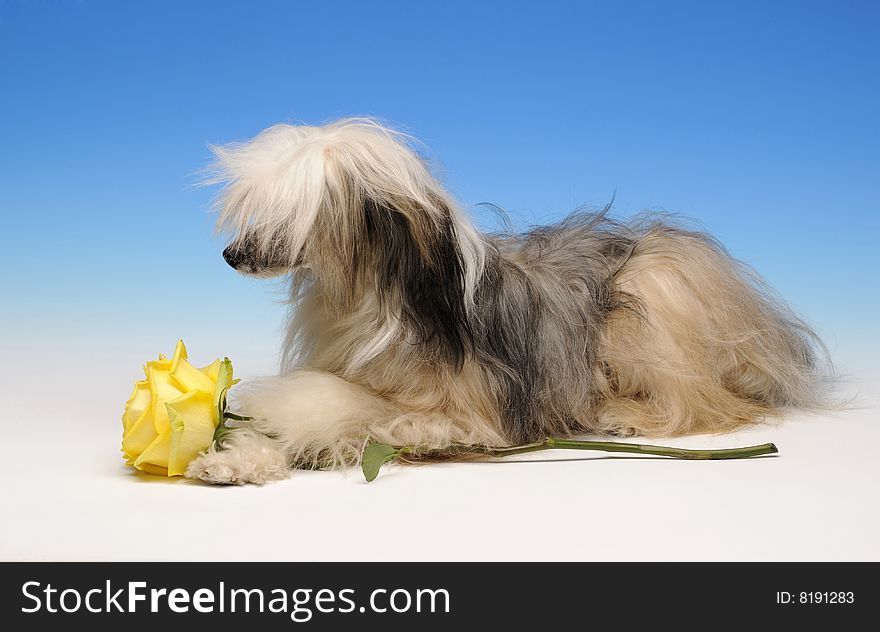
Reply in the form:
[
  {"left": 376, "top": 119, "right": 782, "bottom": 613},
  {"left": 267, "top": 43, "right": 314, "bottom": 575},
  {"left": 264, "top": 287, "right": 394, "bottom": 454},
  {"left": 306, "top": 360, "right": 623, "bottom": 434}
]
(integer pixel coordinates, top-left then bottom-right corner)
[{"left": 185, "top": 435, "right": 290, "bottom": 485}]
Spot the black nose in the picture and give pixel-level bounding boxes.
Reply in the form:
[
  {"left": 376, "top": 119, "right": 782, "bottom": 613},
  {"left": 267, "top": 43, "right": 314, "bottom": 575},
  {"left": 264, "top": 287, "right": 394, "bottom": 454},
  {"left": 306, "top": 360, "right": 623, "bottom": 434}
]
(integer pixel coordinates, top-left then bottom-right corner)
[{"left": 222, "top": 245, "right": 241, "bottom": 268}]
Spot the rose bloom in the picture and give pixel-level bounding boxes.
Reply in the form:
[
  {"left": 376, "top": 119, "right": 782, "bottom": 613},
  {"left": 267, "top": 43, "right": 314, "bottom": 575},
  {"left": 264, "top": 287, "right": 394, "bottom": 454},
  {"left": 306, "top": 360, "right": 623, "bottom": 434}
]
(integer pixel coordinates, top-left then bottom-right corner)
[{"left": 122, "top": 341, "right": 233, "bottom": 476}]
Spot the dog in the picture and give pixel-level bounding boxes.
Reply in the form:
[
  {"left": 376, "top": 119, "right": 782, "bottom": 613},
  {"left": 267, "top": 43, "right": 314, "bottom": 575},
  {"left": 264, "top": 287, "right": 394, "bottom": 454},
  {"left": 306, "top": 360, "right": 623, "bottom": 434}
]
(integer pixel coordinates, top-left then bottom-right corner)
[{"left": 187, "top": 118, "right": 826, "bottom": 484}]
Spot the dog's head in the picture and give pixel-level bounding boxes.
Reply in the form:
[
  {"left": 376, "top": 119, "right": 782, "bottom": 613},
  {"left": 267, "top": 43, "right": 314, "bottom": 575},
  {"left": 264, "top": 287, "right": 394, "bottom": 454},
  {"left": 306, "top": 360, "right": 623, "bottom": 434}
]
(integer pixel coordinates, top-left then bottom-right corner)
[
  {"left": 205, "top": 118, "right": 485, "bottom": 368},
  {"left": 208, "top": 119, "right": 480, "bottom": 276}
]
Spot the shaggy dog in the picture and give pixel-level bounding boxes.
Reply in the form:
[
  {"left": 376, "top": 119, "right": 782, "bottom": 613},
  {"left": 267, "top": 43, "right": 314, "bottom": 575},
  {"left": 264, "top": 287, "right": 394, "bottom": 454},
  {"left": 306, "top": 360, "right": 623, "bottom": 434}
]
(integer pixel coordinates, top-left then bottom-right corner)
[{"left": 187, "top": 118, "right": 826, "bottom": 484}]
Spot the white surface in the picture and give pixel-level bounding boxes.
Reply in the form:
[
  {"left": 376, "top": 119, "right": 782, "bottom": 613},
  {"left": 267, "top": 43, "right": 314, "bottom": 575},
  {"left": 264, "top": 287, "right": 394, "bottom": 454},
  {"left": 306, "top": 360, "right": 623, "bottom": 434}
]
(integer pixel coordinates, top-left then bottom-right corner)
[{"left": 1, "top": 343, "right": 877, "bottom": 561}]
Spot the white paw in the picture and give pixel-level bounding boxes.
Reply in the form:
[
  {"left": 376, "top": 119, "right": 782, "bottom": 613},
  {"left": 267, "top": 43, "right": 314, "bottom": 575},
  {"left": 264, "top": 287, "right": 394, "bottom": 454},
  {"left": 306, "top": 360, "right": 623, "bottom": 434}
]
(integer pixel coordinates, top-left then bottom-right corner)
[{"left": 185, "top": 431, "right": 290, "bottom": 485}]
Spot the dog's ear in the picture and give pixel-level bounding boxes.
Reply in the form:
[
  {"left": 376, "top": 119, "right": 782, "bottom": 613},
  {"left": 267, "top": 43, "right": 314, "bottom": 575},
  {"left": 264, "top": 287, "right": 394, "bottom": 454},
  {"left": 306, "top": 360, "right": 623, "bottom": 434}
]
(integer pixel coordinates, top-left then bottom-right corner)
[{"left": 362, "top": 199, "right": 474, "bottom": 368}]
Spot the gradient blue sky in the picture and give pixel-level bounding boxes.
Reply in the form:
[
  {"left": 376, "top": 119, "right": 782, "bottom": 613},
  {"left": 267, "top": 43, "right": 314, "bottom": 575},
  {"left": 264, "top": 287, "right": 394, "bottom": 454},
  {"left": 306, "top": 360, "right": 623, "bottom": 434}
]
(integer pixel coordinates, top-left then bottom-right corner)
[{"left": 1, "top": 1, "right": 877, "bottom": 372}]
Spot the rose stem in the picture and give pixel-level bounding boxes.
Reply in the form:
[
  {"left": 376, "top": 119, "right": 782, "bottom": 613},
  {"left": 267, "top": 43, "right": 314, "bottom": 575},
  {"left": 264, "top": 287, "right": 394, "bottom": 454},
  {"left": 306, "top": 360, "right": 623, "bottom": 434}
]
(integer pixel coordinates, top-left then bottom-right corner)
[{"left": 411, "top": 437, "right": 779, "bottom": 461}]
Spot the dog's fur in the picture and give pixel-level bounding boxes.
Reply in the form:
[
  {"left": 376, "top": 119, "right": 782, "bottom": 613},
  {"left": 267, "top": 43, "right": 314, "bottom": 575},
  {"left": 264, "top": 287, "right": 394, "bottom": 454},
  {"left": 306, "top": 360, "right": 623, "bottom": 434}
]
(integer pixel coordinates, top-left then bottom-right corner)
[{"left": 187, "top": 118, "right": 827, "bottom": 484}]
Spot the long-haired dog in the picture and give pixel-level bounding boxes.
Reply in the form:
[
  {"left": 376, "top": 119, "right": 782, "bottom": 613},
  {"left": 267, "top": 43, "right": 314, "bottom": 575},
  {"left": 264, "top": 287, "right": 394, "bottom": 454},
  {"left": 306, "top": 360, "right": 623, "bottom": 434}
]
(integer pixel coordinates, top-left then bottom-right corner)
[{"left": 187, "top": 118, "right": 827, "bottom": 484}]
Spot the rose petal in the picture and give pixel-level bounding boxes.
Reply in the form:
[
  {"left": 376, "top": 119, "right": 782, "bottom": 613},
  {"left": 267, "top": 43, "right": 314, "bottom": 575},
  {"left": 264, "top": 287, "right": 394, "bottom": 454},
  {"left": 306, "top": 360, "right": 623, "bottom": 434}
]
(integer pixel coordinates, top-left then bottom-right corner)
[
  {"left": 171, "top": 357, "right": 216, "bottom": 394},
  {"left": 122, "top": 405, "right": 158, "bottom": 460},
  {"left": 170, "top": 339, "right": 187, "bottom": 365},
  {"left": 123, "top": 380, "right": 151, "bottom": 434},
  {"left": 133, "top": 430, "right": 172, "bottom": 471},
  {"left": 147, "top": 359, "right": 183, "bottom": 434},
  {"left": 200, "top": 359, "right": 222, "bottom": 382},
  {"left": 166, "top": 390, "right": 216, "bottom": 476},
  {"left": 135, "top": 463, "right": 169, "bottom": 476}
]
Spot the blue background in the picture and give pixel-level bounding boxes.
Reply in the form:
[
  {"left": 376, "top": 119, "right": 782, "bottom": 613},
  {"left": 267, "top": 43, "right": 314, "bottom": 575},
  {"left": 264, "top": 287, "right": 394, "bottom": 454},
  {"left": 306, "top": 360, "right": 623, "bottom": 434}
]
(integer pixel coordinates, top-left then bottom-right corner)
[{"left": 1, "top": 0, "right": 877, "bottom": 374}]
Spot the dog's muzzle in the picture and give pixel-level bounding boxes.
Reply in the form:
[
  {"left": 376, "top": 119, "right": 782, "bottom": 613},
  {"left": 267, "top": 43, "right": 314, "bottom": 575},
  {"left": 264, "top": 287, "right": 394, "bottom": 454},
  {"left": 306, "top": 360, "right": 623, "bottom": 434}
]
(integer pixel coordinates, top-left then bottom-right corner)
[{"left": 222, "top": 241, "right": 291, "bottom": 278}]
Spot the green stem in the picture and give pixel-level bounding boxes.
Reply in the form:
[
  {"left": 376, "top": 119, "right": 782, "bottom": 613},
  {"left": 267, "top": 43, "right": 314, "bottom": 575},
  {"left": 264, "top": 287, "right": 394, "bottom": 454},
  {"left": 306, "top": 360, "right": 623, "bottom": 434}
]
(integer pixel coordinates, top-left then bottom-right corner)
[
  {"left": 224, "top": 412, "right": 253, "bottom": 421},
  {"left": 363, "top": 437, "right": 778, "bottom": 481},
  {"left": 414, "top": 437, "right": 778, "bottom": 461}
]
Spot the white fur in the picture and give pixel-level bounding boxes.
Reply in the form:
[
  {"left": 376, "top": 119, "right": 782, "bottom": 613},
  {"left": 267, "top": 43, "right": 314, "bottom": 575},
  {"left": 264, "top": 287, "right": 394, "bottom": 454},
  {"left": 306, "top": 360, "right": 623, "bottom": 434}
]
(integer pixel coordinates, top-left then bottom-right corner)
[{"left": 189, "top": 370, "right": 501, "bottom": 484}]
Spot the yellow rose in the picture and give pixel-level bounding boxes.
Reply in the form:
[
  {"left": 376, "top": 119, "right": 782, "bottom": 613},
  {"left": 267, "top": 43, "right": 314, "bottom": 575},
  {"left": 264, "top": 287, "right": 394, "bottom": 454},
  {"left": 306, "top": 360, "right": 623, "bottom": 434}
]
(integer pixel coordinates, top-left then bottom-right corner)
[{"left": 122, "top": 340, "right": 234, "bottom": 476}]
